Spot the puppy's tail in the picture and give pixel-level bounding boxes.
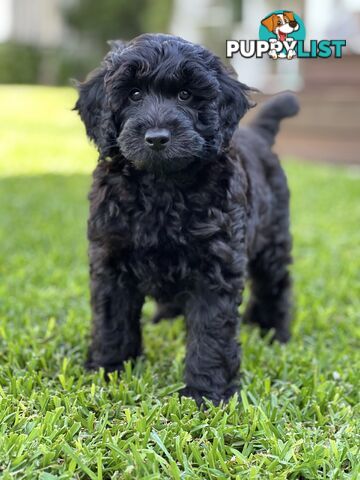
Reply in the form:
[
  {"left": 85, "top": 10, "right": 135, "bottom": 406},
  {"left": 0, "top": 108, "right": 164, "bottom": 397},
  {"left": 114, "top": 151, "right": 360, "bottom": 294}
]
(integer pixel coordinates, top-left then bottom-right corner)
[{"left": 250, "top": 92, "right": 299, "bottom": 146}]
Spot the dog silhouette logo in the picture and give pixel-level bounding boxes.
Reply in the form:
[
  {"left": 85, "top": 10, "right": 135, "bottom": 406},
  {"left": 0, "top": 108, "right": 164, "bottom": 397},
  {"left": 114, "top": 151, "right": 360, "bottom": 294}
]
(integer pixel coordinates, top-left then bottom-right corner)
[{"left": 259, "top": 10, "right": 305, "bottom": 59}]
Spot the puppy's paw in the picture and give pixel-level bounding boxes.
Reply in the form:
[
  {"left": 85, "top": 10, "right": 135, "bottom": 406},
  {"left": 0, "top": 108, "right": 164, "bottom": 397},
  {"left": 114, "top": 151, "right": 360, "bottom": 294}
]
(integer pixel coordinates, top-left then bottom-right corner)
[
  {"left": 84, "top": 357, "right": 124, "bottom": 381},
  {"left": 244, "top": 300, "right": 291, "bottom": 344},
  {"left": 179, "top": 384, "right": 238, "bottom": 407},
  {"left": 179, "top": 386, "right": 208, "bottom": 407},
  {"left": 287, "top": 49, "right": 296, "bottom": 59},
  {"left": 272, "top": 328, "right": 291, "bottom": 344},
  {"left": 269, "top": 50, "right": 278, "bottom": 60}
]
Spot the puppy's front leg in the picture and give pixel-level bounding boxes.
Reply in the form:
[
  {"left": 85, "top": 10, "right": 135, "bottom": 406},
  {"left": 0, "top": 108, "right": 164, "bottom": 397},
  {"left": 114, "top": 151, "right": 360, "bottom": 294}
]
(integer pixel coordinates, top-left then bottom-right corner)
[
  {"left": 182, "top": 283, "right": 241, "bottom": 406},
  {"left": 86, "top": 242, "right": 144, "bottom": 374}
]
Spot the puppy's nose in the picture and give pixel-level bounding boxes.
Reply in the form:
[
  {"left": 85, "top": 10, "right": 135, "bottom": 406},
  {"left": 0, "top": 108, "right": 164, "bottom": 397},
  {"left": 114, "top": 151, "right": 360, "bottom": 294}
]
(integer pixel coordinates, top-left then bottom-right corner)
[
  {"left": 289, "top": 20, "right": 297, "bottom": 28},
  {"left": 144, "top": 128, "right": 170, "bottom": 151}
]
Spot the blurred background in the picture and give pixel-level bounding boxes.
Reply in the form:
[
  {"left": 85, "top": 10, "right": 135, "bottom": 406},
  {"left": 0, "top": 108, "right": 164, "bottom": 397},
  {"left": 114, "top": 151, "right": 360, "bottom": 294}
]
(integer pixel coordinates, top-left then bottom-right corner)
[{"left": 0, "top": 0, "right": 359, "bottom": 164}]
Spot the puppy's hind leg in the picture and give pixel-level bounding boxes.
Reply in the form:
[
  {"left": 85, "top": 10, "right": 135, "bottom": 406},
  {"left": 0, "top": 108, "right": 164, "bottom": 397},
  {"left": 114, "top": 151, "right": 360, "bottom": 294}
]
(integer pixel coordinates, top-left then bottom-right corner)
[{"left": 244, "top": 200, "right": 292, "bottom": 343}]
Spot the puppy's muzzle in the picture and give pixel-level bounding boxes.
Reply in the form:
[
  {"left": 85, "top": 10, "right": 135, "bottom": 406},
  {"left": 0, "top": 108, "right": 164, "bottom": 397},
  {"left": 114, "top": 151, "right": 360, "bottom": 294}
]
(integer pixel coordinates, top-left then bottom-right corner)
[{"left": 144, "top": 128, "right": 171, "bottom": 151}]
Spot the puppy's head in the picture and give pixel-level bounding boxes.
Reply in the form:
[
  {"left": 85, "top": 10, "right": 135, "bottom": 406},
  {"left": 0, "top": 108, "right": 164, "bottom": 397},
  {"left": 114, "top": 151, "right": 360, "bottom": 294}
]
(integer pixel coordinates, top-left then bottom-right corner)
[
  {"left": 261, "top": 12, "right": 299, "bottom": 40},
  {"left": 75, "top": 34, "right": 253, "bottom": 174}
]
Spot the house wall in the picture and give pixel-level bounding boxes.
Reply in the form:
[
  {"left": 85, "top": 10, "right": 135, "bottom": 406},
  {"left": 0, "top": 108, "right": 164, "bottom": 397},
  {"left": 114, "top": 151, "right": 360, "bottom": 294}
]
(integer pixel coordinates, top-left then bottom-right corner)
[
  {"left": 0, "top": 0, "right": 12, "bottom": 42},
  {"left": 10, "top": 0, "right": 66, "bottom": 47}
]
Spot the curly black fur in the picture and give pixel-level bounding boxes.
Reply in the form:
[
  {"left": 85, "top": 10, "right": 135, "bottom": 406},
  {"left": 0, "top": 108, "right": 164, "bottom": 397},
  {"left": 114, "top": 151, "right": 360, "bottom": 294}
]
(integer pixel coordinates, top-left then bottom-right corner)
[{"left": 75, "top": 34, "right": 299, "bottom": 406}]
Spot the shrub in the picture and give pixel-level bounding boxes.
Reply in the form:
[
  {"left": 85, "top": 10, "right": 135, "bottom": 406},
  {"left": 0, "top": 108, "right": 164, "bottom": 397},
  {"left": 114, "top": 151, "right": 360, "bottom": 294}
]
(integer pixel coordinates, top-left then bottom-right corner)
[{"left": 0, "top": 42, "right": 41, "bottom": 84}]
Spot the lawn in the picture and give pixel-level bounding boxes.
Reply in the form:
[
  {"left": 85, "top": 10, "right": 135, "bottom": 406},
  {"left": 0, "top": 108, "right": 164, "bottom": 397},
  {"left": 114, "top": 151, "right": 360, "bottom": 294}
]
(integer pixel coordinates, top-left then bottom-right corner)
[{"left": 0, "top": 85, "right": 359, "bottom": 479}]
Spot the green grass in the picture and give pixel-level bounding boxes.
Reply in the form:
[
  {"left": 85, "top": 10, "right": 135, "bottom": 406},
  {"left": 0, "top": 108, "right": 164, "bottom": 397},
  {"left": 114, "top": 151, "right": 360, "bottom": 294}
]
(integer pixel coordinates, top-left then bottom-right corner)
[{"left": 0, "top": 85, "right": 359, "bottom": 479}]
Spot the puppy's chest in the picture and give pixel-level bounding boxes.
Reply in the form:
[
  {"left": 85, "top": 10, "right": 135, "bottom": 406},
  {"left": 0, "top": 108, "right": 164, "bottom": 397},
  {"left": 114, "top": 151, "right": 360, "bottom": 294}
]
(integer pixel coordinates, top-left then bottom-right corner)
[
  {"left": 125, "top": 183, "right": 205, "bottom": 292},
  {"left": 132, "top": 184, "right": 189, "bottom": 248},
  {"left": 90, "top": 169, "right": 240, "bottom": 294}
]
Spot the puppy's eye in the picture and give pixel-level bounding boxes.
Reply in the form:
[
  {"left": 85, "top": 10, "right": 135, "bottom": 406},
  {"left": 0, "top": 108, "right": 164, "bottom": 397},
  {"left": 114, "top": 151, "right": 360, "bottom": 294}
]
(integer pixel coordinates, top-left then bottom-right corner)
[
  {"left": 277, "top": 21, "right": 282, "bottom": 25},
  {"left": 129, "top": 89, "right": 142, "bottom": 102},
  {"left": 178, "top": 90, "right": 192, "bottom": 101}
]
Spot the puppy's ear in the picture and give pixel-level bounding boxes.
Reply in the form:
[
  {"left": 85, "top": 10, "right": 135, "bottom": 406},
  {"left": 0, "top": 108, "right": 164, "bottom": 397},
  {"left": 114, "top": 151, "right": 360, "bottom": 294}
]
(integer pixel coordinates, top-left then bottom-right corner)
[
  {"left": 75, "top": 40, "right": 129, "bottom": 159},
  {"left": 75, "top": 68, "right": 106, "bottom": 144},
  {"left": 217, "top": 66, "right": 254, "bottom": 146},
  {"left": 75, "top": 67, "right": 117, "bottom": 159},
  {"left": 284, "top": 11, "right": 295, "bottom": 22},
  {"left": 261, "top": 14, "right": 277, "bottom": 32}
]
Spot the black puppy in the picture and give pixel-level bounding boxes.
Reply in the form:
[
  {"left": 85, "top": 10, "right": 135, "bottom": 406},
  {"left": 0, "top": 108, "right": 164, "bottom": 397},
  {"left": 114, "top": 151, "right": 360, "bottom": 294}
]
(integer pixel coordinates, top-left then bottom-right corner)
[{"left": 75, "top": 34, "right": 299, "bottom": 405}]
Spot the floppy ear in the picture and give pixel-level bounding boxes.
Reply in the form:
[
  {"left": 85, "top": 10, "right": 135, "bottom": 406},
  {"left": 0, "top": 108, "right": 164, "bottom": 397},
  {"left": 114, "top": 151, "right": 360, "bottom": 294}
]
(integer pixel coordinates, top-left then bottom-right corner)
[
  {"left": 75, "top": 68, "right": 106, "bottom": 145},
  {"left": 75, "top": 40, "right": 129, "bottom": 159},
  {"left": 261, "top": 14, "right": 276, "bottom": 32},
  {"left": 283, "top": 11, "right": 295, "bottom": 22},
  {"left": 217, "top": 67, "right": 254, "bottom": 147},
  {"left": 75, "top": 67, "right": 118, "bottom": 159}
]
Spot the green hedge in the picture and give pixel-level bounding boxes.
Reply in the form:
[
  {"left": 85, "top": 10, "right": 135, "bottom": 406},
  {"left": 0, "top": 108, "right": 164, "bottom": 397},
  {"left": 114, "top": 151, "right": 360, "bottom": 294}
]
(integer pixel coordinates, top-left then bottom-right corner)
[
  {"left": 0, "top": 42, "right": 98, "bottom": 85},
  {"left": 0, "top": 43, "right": 41, "bottom": 84}
]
